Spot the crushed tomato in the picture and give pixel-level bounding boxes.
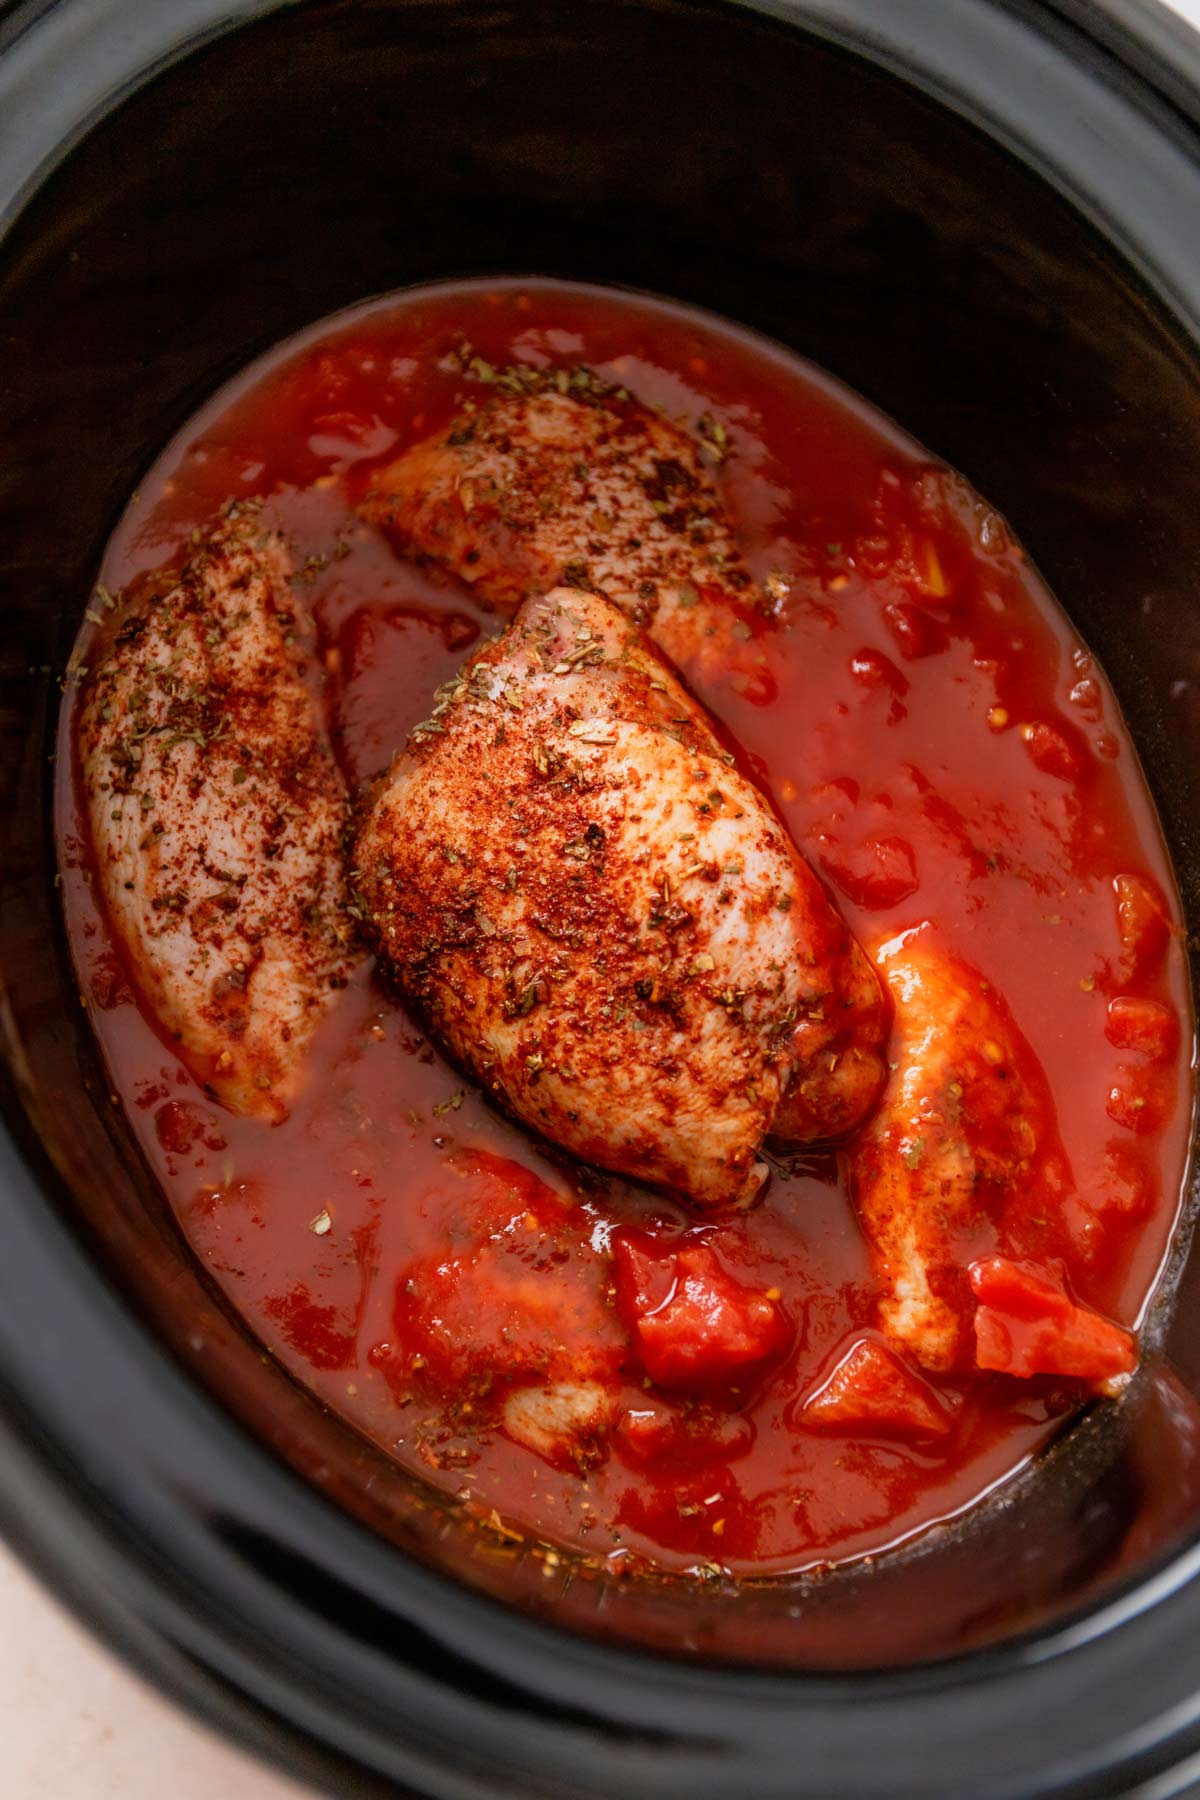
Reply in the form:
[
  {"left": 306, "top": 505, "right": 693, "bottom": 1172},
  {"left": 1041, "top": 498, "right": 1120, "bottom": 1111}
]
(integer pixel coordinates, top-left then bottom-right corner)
[
  {"left": 614, "top": 1232, "right": 790, "bottom": 1390},
  {"left": 970, "top": 1258, "right": 1137, "bottom": 1384},
  {"left": 802, "top": 1339, "right": 951, "bottom": 1440}
]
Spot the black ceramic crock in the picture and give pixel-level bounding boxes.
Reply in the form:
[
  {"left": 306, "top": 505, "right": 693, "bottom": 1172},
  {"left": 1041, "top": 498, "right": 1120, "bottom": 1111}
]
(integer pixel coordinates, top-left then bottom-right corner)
[{"left": 4, "top": 0, "right": 1200, "bottom": 1793}]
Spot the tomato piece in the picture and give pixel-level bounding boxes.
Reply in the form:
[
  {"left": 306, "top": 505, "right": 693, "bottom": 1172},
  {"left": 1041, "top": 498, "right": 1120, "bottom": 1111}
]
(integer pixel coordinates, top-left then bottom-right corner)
[
  {"left": 287, "top": 343, "right": 378, "bottom": 415},
  {"left": 611, "top": 1233, "right": 675, "bottom": 1316},
  {"left": 728, "top": 666, "right": 778, "bottom": 707},
  {"left": 969, "top": 1257, "right": 1136, "bottom": 1381},
  {"left": 1074, "top": 1152, "right": 1152, "bottom": 1258},
  {"left": 155, "top": 1099, "right": 216, "bottom": 1156},
  {"left": 1097, "top": 1141, "right": 1155, "bottom": 1219},
  {"left": 1106, "top": 1066, "right": 1166, "bottom": 1135},
  {"left": 1066, "top": 1141, "right": 1156, "bottom": 1266},
  {"left": 861, "top": 471, "right": 966, "bottom": 602},
  {"left": 849, "top": 647, "right": 909, "bottom": 694},
  {"left": 392, "top": 1152, "right": 623, "bottom": 1392},
  {"left": 883, "top": 600, "right": 947, "bottom": 660},
  {"left": 888, "top": 522, "right": 938, "bottom": 599},
  {"left": 1020, "top": 719, "right": 1087, "bottom": 783},
  {"left": 613, "top": 1232, "right": 789, "bottom": 1390},
  {"left": 802, "top": 1338, "right": 950, "bottom": 1439},
  {"left": 88, "top": 949, "right": 133, "bottom": 1012},
  {"left": 1104, "top": 995, "right": 1178, "bottom": 1061},
  {"left": 615, "top": 1398, "right": 755, "bottom": 1469},
  {"left": 1068, "top": 675, "right": 1104, "bottom": 722},
  {"left": 812, "top": 773, "right": 860, "bottom": 814},
  {"left": 1114, "top": 872, "right": 1171, "bottom": 980},
  {"left": 819, "top": 834, "right": 919, "bottom": 910},
  {"left": 266, "top": 1285, "right": 356, "bottom": 1372}
]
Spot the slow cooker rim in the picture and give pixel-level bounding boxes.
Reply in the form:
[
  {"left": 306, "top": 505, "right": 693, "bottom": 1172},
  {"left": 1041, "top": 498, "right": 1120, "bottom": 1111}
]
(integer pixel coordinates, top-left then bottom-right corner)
[{"left": 4, "top": 0, "right": 1200, "bottom": 1794}]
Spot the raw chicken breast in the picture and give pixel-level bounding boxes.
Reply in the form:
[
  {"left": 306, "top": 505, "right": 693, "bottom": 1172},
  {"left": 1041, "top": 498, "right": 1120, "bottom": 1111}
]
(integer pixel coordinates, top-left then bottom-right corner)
[
  {"left": 353, "top": 587, "right": 886, "bottom": 1211},
  {"left": 77, "top": 511, "right": 355, "bottom": 1119},
  {"left": 359, "top": 376, "right": 765, "bottom": 683},
  {"left": 850, "top": 925, "right": 1064, "bottom": 1371}
]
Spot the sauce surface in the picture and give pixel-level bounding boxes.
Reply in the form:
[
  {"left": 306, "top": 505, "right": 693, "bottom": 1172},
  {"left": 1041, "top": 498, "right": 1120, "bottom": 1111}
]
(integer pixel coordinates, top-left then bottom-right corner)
[{"left": 57, "top": 279, "right": 1195, "bottom": 1580}]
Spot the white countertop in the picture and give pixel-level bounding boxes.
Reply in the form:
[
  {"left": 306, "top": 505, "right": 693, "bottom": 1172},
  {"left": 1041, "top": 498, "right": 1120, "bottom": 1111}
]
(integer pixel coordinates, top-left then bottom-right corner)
[
  {"left": 5, "top": 2, "right": 1200, "bottom": 1795},
  {"left": 0, "top": 1548, "right": 306, "bottom": 1798}
]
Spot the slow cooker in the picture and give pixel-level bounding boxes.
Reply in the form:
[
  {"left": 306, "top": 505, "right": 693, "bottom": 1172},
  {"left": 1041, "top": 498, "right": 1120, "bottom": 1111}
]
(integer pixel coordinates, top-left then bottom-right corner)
[{"left": 3, "top": 0, "right": 1200, "bottom": 1792}]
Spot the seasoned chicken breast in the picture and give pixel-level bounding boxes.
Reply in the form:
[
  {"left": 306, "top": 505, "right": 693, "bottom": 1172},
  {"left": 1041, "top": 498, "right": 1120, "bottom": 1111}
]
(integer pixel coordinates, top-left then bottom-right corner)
[
  {"left": 850, "top": 926, "right": 1061, "bottom": 1371},
  {"left": 360, "top": 376, "right": 763, "bottom": 681},
  {"left": 352, "top": 587, "right": 886, "bottom": 1211},
  {"left": 78, "top": 511, "right": 355, "bottom": 1119}
]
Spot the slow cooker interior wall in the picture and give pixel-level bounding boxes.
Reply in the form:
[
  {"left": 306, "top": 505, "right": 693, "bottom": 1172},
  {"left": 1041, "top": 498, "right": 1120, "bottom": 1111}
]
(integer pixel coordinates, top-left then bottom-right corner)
[{"left": 2, "top": 0, "right": 1200, "bottom": 1663}]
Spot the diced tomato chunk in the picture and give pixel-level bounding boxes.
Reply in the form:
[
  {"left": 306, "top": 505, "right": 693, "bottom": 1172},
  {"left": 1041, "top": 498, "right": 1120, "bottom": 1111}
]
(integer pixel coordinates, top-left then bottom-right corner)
[
  {"left": 615, "top": 1398, "right": 755, "bottom": 1469},
  {"left": 728, "top": 662, "right": 778, "bottom": 708},
  {"left": 1095, "top": 1142, "right": 1155, "bottom": 1222},
  {"left": 613, "top": 1232, "right": 789, "bottom": 1391},
  {"left": 969, "top": 1257, "right": 1135, "bottom": 1382},
  {"left": 883, "top": 601, "right": 946, "bottom": 660},
  {"left": 155, "top": 1099, "right": 206, "bottom": 1156},
  {"left": 1105, "top": 1067, "right": 1165, "bottom": 1135},
  {"left": 1068, "top": 675, "right": 1104, "bottom": 722},
  {"left": 802, "top": 1339, "right": 950, "bottom": 1439},
  {"left": 391, "top": 1151, "right": 623, "bottom": 1393},
  {"left": 819, "top": 833, "right": 919, "bottom": 910},
  {"left": 1114, "top": 872, "right": 1171, "bottom": 980},
  {"left": 1065, "top": 1142, "right": 1155, "bottom": 1266},
  {"left": 849, "top": 647, "right": 908, "bottom": 694},
  {"left": 1105, "top": 995, "right": 1178, "bottom": 1061},
  {"left": 266, "top": 1285, "right": 356, "bottom": 1372},
  {"left": 860, "top": 471, "right": 967, "bottom": 602},
  {"left": 288, "top": 343, "right": 378, "bottom": 414},
  {"left": 1020, "top": 719, "right": 1087, "bottom": 783},
  {"left": 611, "top": 1234, "right": 674, "bottom": 1317}
]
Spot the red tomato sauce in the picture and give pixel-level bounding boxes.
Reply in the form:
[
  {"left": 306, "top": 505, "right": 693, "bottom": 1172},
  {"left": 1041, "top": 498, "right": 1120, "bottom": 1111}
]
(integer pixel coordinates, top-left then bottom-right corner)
[{"left": 56, "top": 279, "right": 1195, "bottom": 1581}]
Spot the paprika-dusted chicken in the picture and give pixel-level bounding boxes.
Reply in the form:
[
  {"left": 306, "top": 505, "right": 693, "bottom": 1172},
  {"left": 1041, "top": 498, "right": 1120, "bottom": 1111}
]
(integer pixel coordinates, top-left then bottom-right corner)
[
  {"left": 849, "top": 926, "right": 1063, "bottom": 1371},
  {"left": 353, "top": 587, "right": 886, "bottom": 1212},
  {"left": 78, "top": 512, "right": 355, "bottom": 1119},
  {"left": 360, "top": 376, "right": 765, "bottom": 683}
]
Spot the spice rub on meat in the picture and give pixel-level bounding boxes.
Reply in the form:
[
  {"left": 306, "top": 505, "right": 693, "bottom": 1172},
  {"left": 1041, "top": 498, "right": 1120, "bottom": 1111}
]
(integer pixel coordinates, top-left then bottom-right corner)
[
  {"left": 77, "top": 514, "right": 355, "bottom": 1119},
  {"left": 850, "top": 926, "right": 1067, "bottom": 1372},
  {"left": 352, "top": 587, "right": 887, "bottom": 1212},
  {"left": 359, "top": 374, "right": 766, "bottom": 684}
]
